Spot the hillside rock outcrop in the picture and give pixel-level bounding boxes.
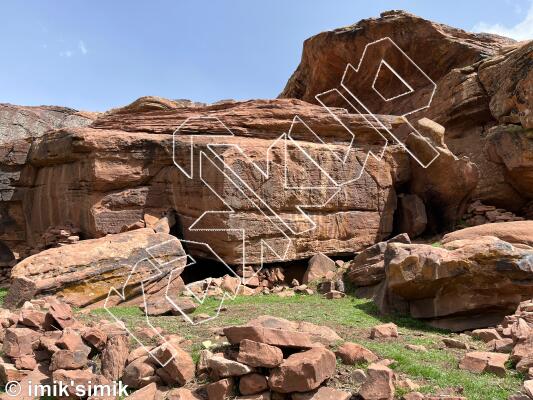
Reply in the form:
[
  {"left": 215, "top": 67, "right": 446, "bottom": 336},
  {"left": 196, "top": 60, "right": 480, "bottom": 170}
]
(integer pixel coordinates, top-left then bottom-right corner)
[
  {"left": 0, "top": 104, "right": 96, "bottom": 283},
  {"left": 280, "top": 10, "right": 532, "bottom": 214}
]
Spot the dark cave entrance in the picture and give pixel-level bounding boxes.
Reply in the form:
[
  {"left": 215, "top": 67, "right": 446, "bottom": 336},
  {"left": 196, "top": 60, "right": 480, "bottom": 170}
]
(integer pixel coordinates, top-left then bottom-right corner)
[
  {"left": 0, "top": 240, "right": 15, "bottom": 267},
  {"left": 167, "top": 210, "right": 312, "bottom": 285}
]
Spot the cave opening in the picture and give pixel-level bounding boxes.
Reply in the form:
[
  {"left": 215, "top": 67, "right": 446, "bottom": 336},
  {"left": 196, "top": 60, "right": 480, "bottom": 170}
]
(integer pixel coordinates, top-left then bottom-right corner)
[{"left": 0, "top": 240, "right": 15, "bottom": 267}]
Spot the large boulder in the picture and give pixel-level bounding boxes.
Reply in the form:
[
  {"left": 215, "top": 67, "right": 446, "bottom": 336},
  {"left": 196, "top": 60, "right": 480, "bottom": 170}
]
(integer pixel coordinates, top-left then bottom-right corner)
[
  {"left": 346, "top": 233, "right": 410, "bottom": 288},
  {"left": 377, "top": 235, "right": 533, "bottom": 331},
  {"left": 3, "top": 98, "right": 400, "bottom": 267},
  {"left": 442, "top": 221, "right": 533, "bottom": 247},
  {"left": 4, "top": 228, "right": 186, "bottom": 307}
]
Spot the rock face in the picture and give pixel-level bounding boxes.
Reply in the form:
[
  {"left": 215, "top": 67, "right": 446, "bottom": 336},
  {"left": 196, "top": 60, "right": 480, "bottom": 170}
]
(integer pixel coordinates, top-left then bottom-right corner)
[
  {"left": 378, "top": 235, "right": 533, "bottom": 330},
  {"left": 0, "top": 104, "right": 96, "bottom": 284},
  {"left": 4, "top": 229, "right": 186, "bottom": 307},
  {"left": 280, "top": 10, "right": 532, "bottom": 215},
  {"left": 2, "top": 98, "right": 403, "bottom": 268},
  {"left": 279, "top": 10, "right": 511, "bottom": 103},
  {"left": 2, "top": 88, "right": 487, "bottom": 273}
]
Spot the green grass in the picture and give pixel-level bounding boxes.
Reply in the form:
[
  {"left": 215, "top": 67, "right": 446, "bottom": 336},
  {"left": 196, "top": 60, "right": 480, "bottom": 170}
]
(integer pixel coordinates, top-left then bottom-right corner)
[
  {"left": 0, "top": 288, "right": 7, "bottom": 306},
  {"left": 82, "top": 294, "right": 523, "bottom": 399}
]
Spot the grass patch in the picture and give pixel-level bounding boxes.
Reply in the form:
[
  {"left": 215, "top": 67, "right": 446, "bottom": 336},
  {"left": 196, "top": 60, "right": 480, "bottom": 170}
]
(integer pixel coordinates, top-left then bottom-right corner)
[
  {"left": 0, "top": 288, "right": 7, "bottom": 307},
  {"left": 81, "top": 294, "right": 523, "bottom": 399}
]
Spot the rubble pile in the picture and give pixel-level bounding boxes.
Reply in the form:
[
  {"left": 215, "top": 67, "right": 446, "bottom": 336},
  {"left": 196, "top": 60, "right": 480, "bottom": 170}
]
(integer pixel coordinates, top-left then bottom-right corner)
[{"left": 462, "top": 201, "right": 524, "bottom": 227}]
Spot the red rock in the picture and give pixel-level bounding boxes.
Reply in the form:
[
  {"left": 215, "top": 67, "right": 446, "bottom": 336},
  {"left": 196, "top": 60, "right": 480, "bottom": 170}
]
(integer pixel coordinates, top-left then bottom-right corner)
[
  {"left": 442, "top": 221, "right": 533, "bottom": 247},
  {"left": 517, "top": 356, "right": 533, "bottom": 374},
  {"left": 246, "top": 315, "right": 341, "bottom": 345},
  {"left": 324, "top": 290, "right": 345, "bottom": 299},
  {"left": 13, "top": 355, "right": 37, "bottom": 370},
  {"left": 370, "top": 323, "right": 398, "bottom": 339},
  {"left": 346, "top": 234, "right": 410, "bottom": 287},
  {"left": 52, "top": 368, "right": 109, "bottom": 397},
  {"left": 0, "top": 362, "right": 30, "bottom": 384},
  {"left": 50, "top": 349, "right": 88, "bottom": 371},
  {"left": 359, "top": 364, "right": 395, "bottom": 400},
  {"left": 206, "top": 378, "right": 234, "bottom": 400},
  {"left": 291, "top": 387, "right": 352, "bottom": 399},
  {"left": 380, "top": 236, "right": 533, "bottom": 331},
  {"left": 127, "top": 346, "right": 152, "bottom": 363},
  {"left": 235, "top": 393, "right": 271, "bottom": 400},
  {"left": 46, "top": 300, "right": 75, "bottom": 329},
  {"left": 208, "top": 356, "right": 253, "bottom": 378},
  {"left": 487, "top": 338, "right": 514, "bottom": 353},
  {"left": 57, "top": 328, "right": 90, "bottom": 353},
  {"left": 406, "top": 125, "right": 478, "bottom": 231},
  {"left": 18, "top": 309, "right": 46, "bottom": 330},
  {"left": 511, "top": 336, "right": 533, "bottom": 363},
  {"left": 302, "top": 253, "right": 336, "bottom": 284},
  {"left": 405, "top": 344, "right": 427, "bottom": 352},
  {"left": 2, "top": 327, "right": 40, "bottom": 357},
  {"left": 82, "top": 327, "right": 107, "bottom": 351},
  {"left": 127, "top": 382, "right": 158, "bottom": 400},
  {"left": 459, "top": 351, "right": 509, "bottom": 377},
  {"left": 471, "top": 328, "right": 501, "bottom": 343},
  {"left": 39, "top": 331, "right": 61, "bottom": 355},
  {"left": 239, "top": 373, "right": 268, "bottom": 395},
  {"left": 152, "top": 343, "right": 195, "bottom": 385},
  {"left": 122, "top": 356, "right": 157, "bottom": 389},
  {"left": 101, "top": 333, "right": 129, "bottom": 381},
  {"left": 166, "top": 388, "right": 203, "bottom": 400},
  {"left": 224, "top": 326, "right": 313, "bottom": 349},
  {"left": 335, "top": 342, "right": 378, "bottom": 364},
  {"left": 10, "top": 230, "right": 187, "bottom": 308},
  {"left": 397, "top": 194, "right": 427, "bottom": 238},
  {"left": 280, "top": 10, "right": 509, "bottom": 103},
  {"left": 268, "top": 347, "right": 336, "bottom": 393},
  {"left": 6, "top": 362, "right": 51, "bottom": 400},
  {"left": 237, "top": 339, "right": 283, "bottom": 368}
]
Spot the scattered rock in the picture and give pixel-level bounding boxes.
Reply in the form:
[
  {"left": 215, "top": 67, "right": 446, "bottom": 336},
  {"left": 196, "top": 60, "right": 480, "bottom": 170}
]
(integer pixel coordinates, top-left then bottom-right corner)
[
  {"left": 471, "top": 328, "right": 501, "bottom": 343},
  {"left": 303, "top": 253, "right": 336, "bottom": 284},
  {"left": 237, "top": 339, "right": 283, "bottom": 368},
  {"left": 359, "top": 363, "right": 395, "bottom": 400},
  {"left": 268, "top": 347, "right": 336, "bottom": 393},
  {"left": 442, "top": 338, "right": 469, "bottom": 350},
  {"left": 239, "top": 373, "right": 268, "bottom": 395},
  {"left": 335, "top": 342, "right": 378, "bottom": 364},
  {"left": 370, "top": 323, "right": 398, "bottom": 339},
  {"left": 291, "top": 387, "right": 352, "bottom": 399},
  {"left": 405, "top": 344, "right": 427, "bottom": 352},
  {"left": 206, "top": 378, "right": 235, "bottom": 400},
  {"left": 208, "top": 355, "right": 253, "bottom": 378},
  {"left": 100, "top": 332, "right": 129, "bottom": 381},
  {"left": 459, "top": 351, "right": 509, "bottom": 377}
]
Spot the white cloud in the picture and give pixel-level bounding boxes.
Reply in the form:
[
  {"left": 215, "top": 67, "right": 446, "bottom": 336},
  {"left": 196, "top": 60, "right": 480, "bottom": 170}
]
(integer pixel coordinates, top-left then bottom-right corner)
[
  {"left": 473, "top": 1, "right": 533, "bottom": 40},
  {"left": 78, "top": 40, "right": 87, "bottom": 55},
  {"left": 59, "top": 50, "right": 73, "bottom": 58}
]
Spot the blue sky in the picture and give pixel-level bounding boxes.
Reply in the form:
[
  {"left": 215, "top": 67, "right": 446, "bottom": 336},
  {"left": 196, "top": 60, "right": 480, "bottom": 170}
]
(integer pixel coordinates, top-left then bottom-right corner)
[{"left": 1, "top": 0, "right": 531, "bottom": 111}]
